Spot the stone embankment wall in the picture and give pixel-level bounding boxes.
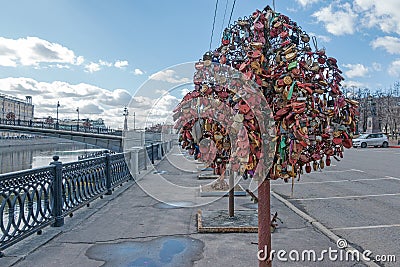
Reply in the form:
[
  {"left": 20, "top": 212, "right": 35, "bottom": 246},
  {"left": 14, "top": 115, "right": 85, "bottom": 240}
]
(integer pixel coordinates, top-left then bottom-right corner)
[{"left": 0, "top": 136, "right": 76, "bottom": 148}]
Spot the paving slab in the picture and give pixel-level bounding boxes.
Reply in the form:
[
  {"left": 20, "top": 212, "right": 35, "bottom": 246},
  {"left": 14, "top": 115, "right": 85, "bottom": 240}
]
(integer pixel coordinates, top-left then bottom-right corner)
[{"left": 0, "top": 146, "right": 368, "bottom": 267}]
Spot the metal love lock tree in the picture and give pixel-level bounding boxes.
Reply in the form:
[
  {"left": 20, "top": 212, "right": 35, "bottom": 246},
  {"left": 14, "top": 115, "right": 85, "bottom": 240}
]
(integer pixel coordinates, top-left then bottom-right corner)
[{"left": 173, "top": 5, "right": 358, "bottom": 267}]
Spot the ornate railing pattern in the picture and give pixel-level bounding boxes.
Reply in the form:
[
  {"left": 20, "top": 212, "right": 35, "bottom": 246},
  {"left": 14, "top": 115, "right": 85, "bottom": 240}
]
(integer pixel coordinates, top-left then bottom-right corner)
[
  {"left": 0, "top": 141, "right": 173, "bottom": 252},
  {"left": 110, "top": 154, "right": 131, "bottom": 187},
  {"left": 0, "top": 167, "right": 55, "bottom": 250},
  {"left": 78, "top": 150, "right": 116, "bottom": 161},
  {"left": 62, "top": 157, "right": 107, "bottom": 215}
]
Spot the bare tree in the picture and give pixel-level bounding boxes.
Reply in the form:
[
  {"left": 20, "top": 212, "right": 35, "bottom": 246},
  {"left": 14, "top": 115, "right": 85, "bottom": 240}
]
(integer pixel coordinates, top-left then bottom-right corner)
[{"left": 353, "top": 83, "right": 400, "bottom": 136}]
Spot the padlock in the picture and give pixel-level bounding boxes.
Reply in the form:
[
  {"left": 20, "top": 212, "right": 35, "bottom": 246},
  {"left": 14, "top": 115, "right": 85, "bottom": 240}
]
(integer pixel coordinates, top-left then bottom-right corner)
[
  {"left": 305, "top": 163, "right": 311, "bottom": 173},
  {"left": 173, "top": 4, "right": 357, "bottom": 181}
]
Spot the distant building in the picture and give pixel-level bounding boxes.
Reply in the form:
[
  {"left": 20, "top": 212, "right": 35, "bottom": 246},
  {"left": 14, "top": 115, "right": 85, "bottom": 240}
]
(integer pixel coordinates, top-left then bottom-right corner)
[
  {"left": 145, "top": 124, "right": 162, "bottom": 133},
  {"left": 58, "top": 118, "right": 108, "bottom": 129},
  {"left": 145, "top": 123, "right": 174, "bottom": 133},
  {"left": 161, "top": 124, "right": 174, "bottom": 134},
  {"left": 0, "top": 94, "right": 34, "bottom": 122},
  {"left": 90, "top": 118, "right": 107, "bottom": 129}
]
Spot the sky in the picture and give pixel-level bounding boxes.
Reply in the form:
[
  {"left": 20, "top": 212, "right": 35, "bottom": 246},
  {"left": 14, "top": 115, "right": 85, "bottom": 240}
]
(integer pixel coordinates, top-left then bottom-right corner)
[{"left": 0, "top": 0, "right": 399, "bottom": 129}]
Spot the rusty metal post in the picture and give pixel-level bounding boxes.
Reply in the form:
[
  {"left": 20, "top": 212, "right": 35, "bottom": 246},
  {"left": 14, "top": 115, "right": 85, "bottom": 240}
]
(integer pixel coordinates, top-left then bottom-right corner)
[
  {"left": 228, "top": 168, "right": 234, "bottom": 217},
  {"left": 258, "top": 178, "right": 271, "bottom": 267}
]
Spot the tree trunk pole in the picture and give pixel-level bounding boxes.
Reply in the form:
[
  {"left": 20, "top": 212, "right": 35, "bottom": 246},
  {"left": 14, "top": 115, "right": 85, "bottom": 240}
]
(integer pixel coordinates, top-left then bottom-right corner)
[
  {"left": 228, "top": 168, "right": 234, "bottom": 217},
  {"left": 258, "top": 178, "right": 272, "bottom": 267}
]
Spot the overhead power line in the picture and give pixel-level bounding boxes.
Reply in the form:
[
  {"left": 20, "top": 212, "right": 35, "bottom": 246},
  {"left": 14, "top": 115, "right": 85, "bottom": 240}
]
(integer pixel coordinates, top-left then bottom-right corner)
[
  {"left": 227, "top": 0, "right": 236, "bottom": 27},
  {"left": 209, "top": 0, "right": 219, "bottom": 51},
  {"left": 219, "top": 0, "right": 229, "bottom": 39}
]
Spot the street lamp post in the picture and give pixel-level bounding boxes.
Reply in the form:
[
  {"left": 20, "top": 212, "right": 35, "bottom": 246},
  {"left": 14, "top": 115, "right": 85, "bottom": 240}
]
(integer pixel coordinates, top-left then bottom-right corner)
[
  {"left": 123, "top": 107, "right": 129, "bottom": 131},
  {"left": 56, "top": 101, "right": 60, "bottom": 130},
  {"left": 76, "top": 107, "right": 80, "bottom": 131}
]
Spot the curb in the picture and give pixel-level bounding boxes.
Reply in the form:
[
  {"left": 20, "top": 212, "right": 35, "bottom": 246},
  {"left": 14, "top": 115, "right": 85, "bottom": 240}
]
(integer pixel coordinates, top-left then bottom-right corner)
[
  {"left": 196, "top": 210, "right": 258, "bottom": 233},
  {"left": 271, "top": 191, "right": 381, "bottom": 267}
]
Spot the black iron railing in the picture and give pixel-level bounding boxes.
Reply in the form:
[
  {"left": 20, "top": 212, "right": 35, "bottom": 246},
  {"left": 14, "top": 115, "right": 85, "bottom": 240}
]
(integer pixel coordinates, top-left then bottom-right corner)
[
  {"left": 0, "top": 140, "right": 172, "bottom": 253},
  {"left": 78, "top": 150, "right": 116, "bottom": 161},
  {"left": 0, "top": 118, "right": 121, "bottom": 136},
  {"left": 110, "top": 153, "right": 131, "bottom": 187},
  {"left": 61, "top": 156, "right": 108, "bottom": 216},
  {"left": 0, "top": 166, "right": 55, "bottom": 250}
]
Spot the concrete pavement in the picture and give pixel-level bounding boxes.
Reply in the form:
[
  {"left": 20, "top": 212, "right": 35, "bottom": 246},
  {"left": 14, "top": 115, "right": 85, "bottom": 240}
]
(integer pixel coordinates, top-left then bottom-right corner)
[
  {"left": 1, "top": 146, "right": 369, "bottom": 267},
  {"left": 271, "top": 148, "right": 400, "bottom": 267}
]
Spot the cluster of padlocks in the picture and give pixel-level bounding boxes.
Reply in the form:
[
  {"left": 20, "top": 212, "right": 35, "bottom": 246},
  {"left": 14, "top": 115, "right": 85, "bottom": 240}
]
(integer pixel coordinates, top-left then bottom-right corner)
[{"left": 174, "top": 5, "right": 359, "bottom": 180}]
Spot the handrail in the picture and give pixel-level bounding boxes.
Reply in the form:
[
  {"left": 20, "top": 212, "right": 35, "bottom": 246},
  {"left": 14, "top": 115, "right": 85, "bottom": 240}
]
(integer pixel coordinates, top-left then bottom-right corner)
[
  {"left": 0, "top": 140, "right": 173, "bottom": 254},
  {"left": 0, "top": 118, "right": 121, "bottom": 136}
]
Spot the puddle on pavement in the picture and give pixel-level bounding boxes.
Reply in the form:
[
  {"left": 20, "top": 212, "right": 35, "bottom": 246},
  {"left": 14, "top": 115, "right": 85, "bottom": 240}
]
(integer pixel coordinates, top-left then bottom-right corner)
[
  {"left": 153, "top": 201, "right": 195, "bottom": 209},
  {"left": 86, "top": 236, "right": 204, "bottom": 267}
]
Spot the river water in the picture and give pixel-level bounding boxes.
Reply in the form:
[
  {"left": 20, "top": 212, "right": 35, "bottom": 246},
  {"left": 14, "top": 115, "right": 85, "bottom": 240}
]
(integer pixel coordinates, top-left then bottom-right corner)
[{"left": 0, "top": 139, "right": 105, "bottom": 174}]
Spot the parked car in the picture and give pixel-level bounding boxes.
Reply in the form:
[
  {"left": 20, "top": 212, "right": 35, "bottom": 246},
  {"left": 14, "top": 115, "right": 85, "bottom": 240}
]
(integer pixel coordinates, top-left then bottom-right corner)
[{"left": 352, "top": 133, "right": 389, "bottom": 148}]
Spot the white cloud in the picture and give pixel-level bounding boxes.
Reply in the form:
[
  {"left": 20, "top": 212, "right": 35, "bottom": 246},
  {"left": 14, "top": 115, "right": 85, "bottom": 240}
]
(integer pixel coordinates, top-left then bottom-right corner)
[
  {"left": 180, "top": 88, "right": 190, "bottom": 96},
  {"left": 99, "top": 60, "right": 112, "bottom": 67},
  {"left": 140, "top": 93, "right": 179, "bottom": 127},
  {"left": 354, "top": 0, "right": 400, "bottom": 34},
  {"left": 342, "top": 80, "right": 365, "bottom": 88},
  {"left": 0, "top": 36, "right": 81, "bottom": 67},
  {"left": 50, "top": 64, "right": 71, "bottom": 69},
  {"left": 308, "top": 32, "right": 331, "bottom": 43},
  {"left": 84, "top": 60, "right": 116, "bottom": 73},
  {"left": 0, "top": 77, "right": 132, "bottom": 128},
  {"left": 0, "top": 55, "right": 17, "bottom": 67},
  {"left": 296, "top": 0, "right": 320, "bottom": 7},
  {"left": 118, "top": 92, "right": 180, "bottom": 129},
  {"left": 388, "top": 59, "right": 400, "bottom": 77},
  {"left": 343, "top": 63, "right": 369, "bottom": 78},
  {"left": 133, "top": 68, "right": 144, "bottom": 75},
  {"left": 149, "top": 69, "right": 190, "bottom": 83},
  {"left": 371, "top": 36, "right": 400, "bottom": 54},
  {"left": 0, "top": 36, "right": 133, "bottom": 76},
  {"left": 84, "top": 62, "right": 101, "bottom": 73},
  {"left": 372, "top": 62, "right": 382, "bottom": 71},
  {"left": 0, "top": 76, "right": 181, "bottom": 129},
  {"left": 312, "top": 3, "right": 357, "bottom": 35},
  {"left": 76, "top": 56, "right": 84, "bottom": 65},
  {"left": 114, "top": 60, "right": 128, "bottom": 68},
  {"left": 132, "top": 86, "right": 182, "bottom": 126}
]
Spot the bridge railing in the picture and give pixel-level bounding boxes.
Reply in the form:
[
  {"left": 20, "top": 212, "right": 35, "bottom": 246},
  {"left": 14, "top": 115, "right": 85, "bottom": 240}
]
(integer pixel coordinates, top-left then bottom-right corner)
[
  {"left": 0, "top": 118, "right": 121, "bottom": 136},
  {"left": 0, "top": 140, "right": 173, "bottom": 254},
  {"left": 78, "top": 150, "right": 116, "bottom": 160}
]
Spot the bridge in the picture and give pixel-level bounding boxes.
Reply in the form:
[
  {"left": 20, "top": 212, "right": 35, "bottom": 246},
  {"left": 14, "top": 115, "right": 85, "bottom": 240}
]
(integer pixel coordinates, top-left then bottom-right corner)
[
  {"left": 0, "top": 123, "right": 123, "bottom": 152},
  {"left": 0, "top": 118, "right": 124, "bottom": 152},
  {"left": 0, "top": 119, "right": 172, "bottom": 152}
]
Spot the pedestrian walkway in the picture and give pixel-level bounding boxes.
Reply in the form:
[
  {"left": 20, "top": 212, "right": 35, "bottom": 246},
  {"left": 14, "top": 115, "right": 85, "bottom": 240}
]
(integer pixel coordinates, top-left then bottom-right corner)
[{"left": 1, "top": 146, "right": 366, "bottom": 267}]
